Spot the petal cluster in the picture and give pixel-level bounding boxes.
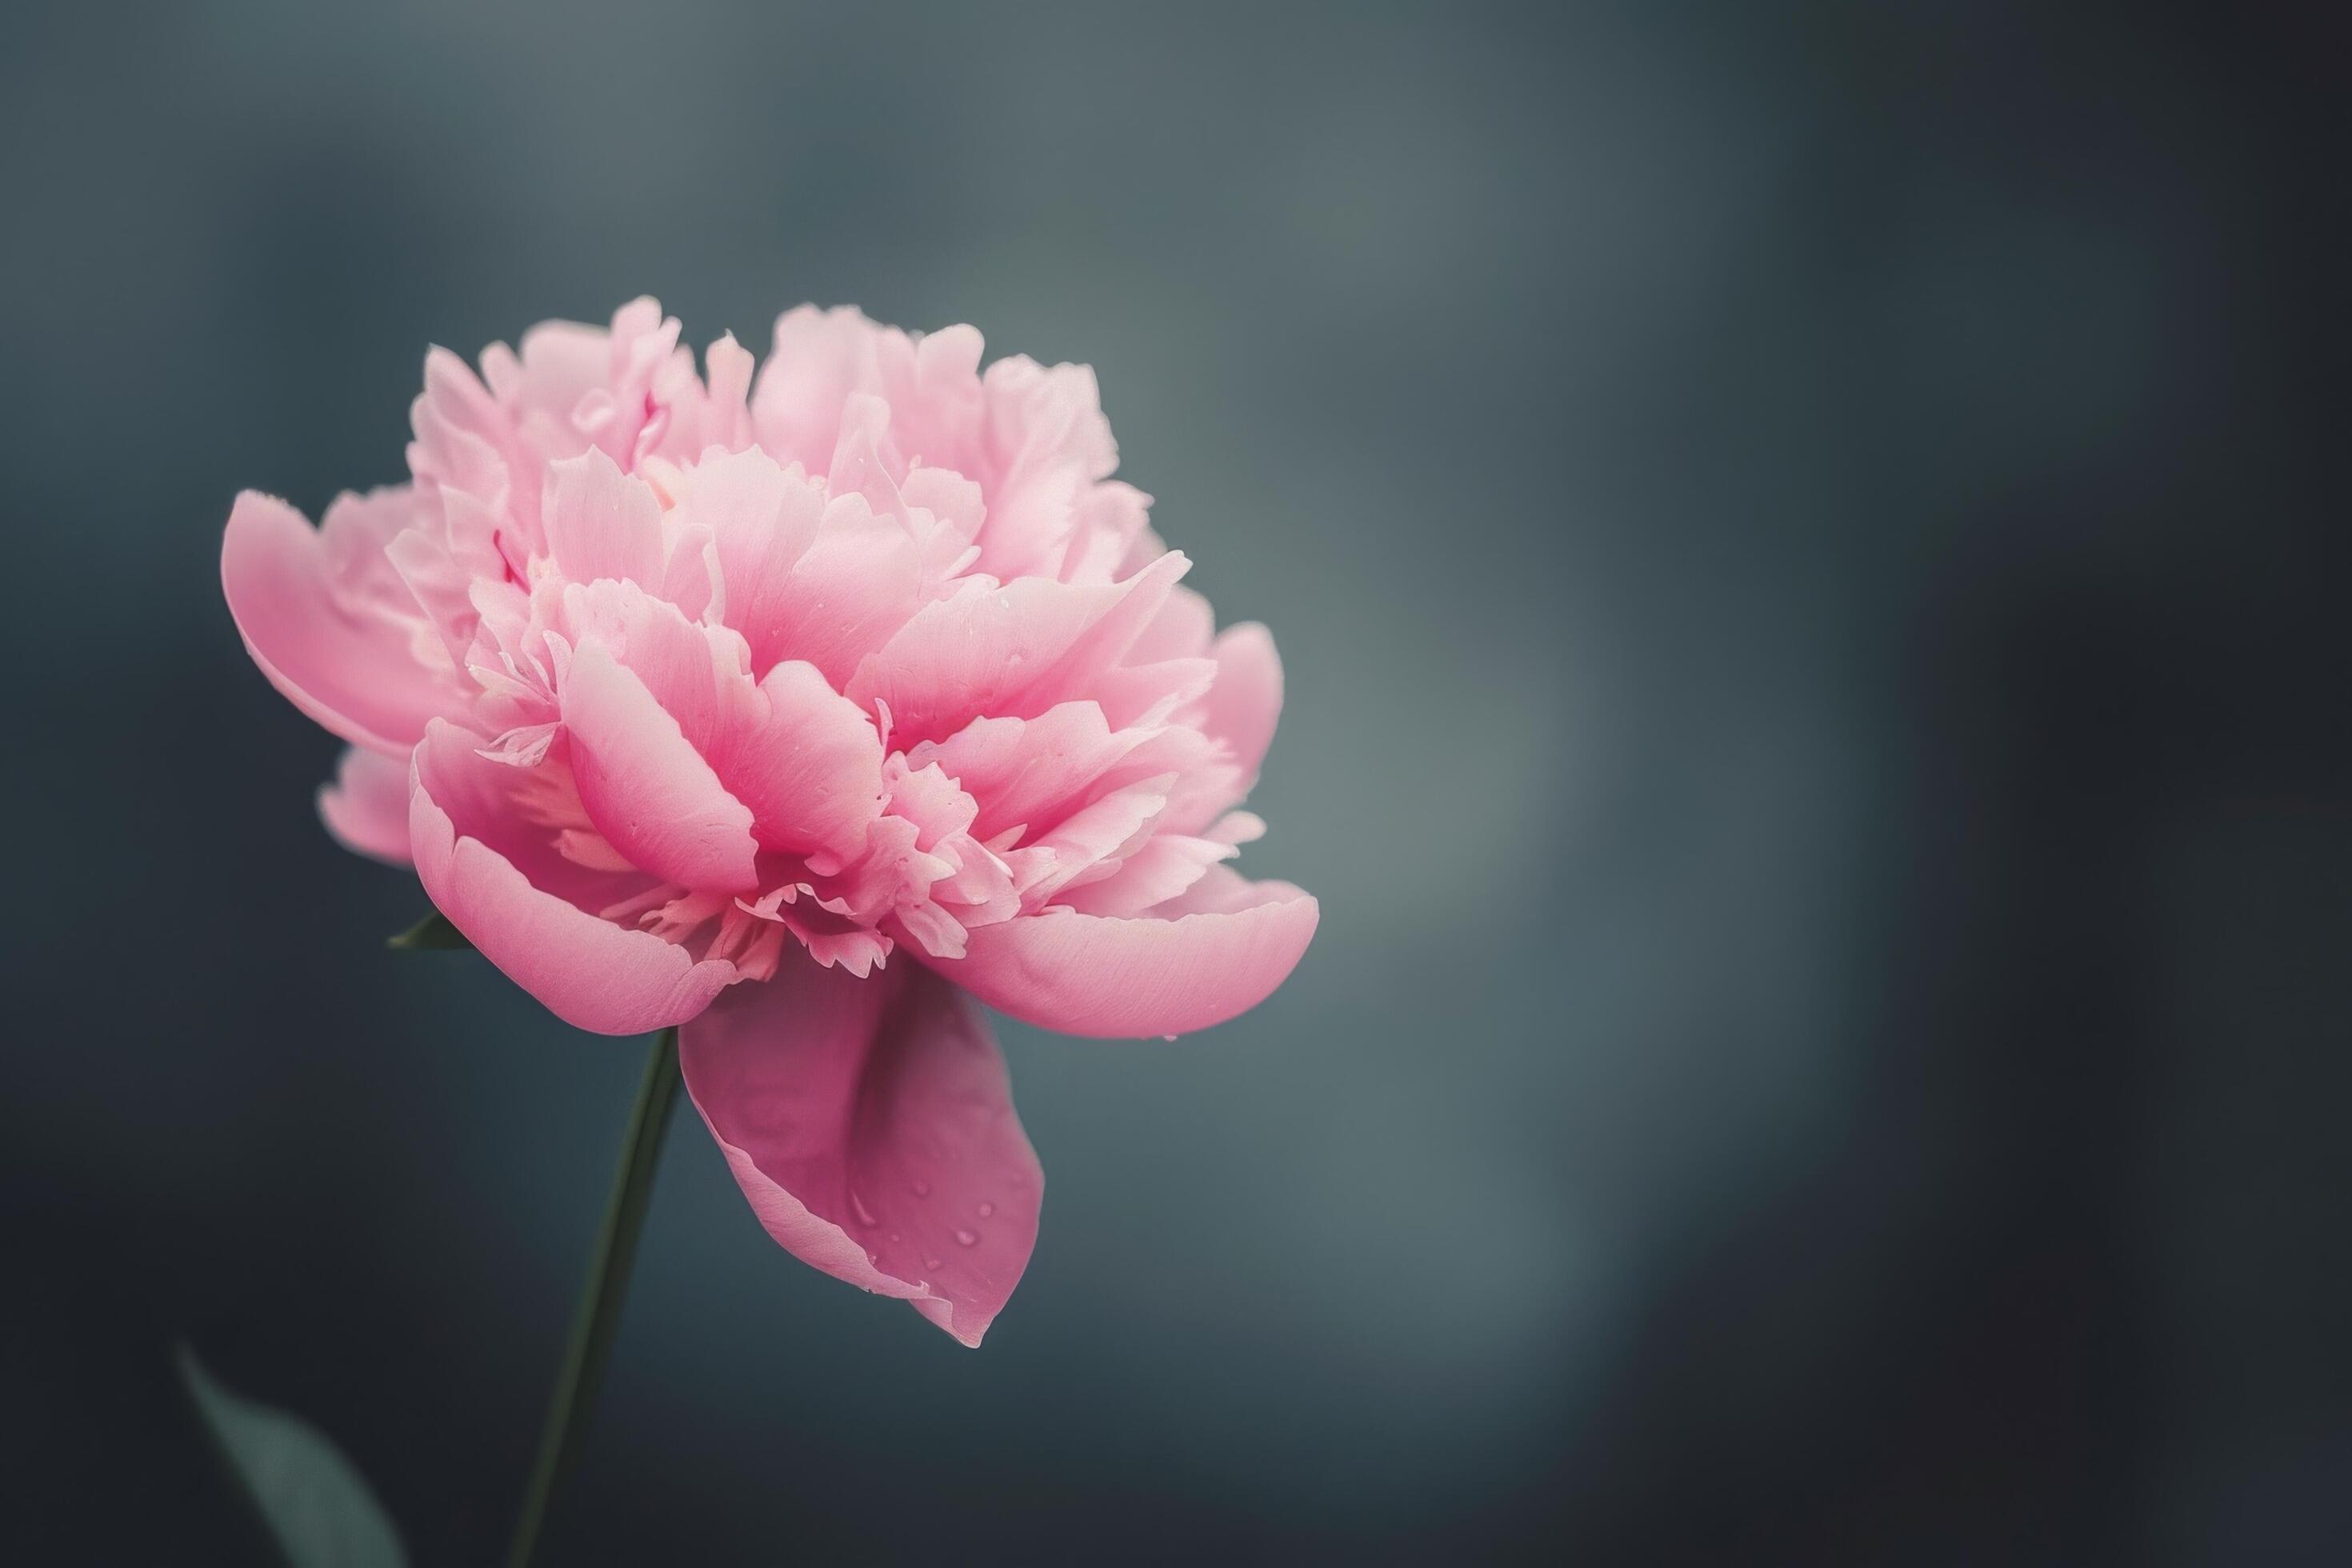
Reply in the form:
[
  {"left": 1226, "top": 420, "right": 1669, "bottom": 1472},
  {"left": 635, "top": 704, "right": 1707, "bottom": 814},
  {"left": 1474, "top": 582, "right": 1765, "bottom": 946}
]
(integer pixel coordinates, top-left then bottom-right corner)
[{"left": 223, "top": 300, "right": 1316, "bottom": 1342}]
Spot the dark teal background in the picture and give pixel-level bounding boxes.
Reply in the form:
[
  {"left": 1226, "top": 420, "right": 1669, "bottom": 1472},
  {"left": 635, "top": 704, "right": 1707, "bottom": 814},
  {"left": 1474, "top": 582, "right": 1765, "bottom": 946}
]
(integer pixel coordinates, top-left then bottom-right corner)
[{"left": 2, "top": 2, "right": 2344, "bottom": 1562}]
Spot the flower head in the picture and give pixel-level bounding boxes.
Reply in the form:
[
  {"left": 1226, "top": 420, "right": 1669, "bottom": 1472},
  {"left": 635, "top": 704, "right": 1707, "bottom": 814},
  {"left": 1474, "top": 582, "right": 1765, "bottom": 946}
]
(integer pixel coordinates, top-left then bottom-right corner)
[{"left": 222, "top": 299, "right": 1316, "bottom": 1342}]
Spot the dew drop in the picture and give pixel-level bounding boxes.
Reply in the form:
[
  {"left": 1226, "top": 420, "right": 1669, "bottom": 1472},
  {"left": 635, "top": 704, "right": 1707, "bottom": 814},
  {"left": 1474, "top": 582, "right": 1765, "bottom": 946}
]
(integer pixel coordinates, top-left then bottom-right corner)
[
  {"left": 954, "top": 1228, "right": 978, "bottom": 1247},
  {"left": 910, "top": 1180, "right": 932, "bottom": 1198},
  {"left": 849, "top": 1190, "right": 878, "bottom": 1227},
  {"left": 925, "top": 1257, "right": 943, "bottom": 1272},
  {"left": 975, "top": 1202, "right": 995, "bottom": 1218},
  {"left": 888, "top": 1232, "right": 902, "bottom": 1244}
]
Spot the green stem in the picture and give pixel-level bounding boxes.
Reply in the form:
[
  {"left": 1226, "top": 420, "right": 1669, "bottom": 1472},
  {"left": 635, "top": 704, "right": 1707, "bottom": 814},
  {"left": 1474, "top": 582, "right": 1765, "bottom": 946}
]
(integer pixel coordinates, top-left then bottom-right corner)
[{"left": 505, "top": 1026, "right": 682, "bottom": 1568}]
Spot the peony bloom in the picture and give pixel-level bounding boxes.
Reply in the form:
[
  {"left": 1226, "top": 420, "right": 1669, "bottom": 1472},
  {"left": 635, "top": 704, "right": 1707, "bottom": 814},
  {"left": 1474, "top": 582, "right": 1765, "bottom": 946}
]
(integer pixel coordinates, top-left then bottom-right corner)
[{"left": 222, "top": 299, "right": 1317, "bottom": 1344}]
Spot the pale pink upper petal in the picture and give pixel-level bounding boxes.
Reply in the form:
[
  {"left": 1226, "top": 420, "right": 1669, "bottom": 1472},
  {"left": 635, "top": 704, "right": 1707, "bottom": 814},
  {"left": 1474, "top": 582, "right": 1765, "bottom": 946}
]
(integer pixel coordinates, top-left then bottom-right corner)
[
  {"left": 749, "top": 304, "right": 882, "bottom": 473},
  {"left": 926, "top": 873, "right": 1318, "bottom": 1038},
  {"left": 316, "top": 745, "right": 414, "bottom": 866},
  {"left": 687, "top": 449, "right": 826, "bottom": 666},
  {"left": 221, "top": 490, "right": 458, "bottom": 753},
  {"left": 542, "top": 450, "right": 666, "bottom": 589},
  {"left": 410, "top": 721, "right": 737, "bottom": 1034},
  {"left": 680, "top": 950, "right": 1042, "bottom": 1346}
]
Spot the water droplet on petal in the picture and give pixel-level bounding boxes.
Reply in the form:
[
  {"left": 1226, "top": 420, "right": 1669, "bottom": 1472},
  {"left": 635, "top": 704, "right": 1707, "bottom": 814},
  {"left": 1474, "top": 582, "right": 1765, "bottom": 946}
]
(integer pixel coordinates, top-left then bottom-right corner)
[
  {"left": 849, "top": 1190, "right": 877, "bottom": 1227},
  {"left": 954, "top": 1228, "right": 978, "bottom": 1247},
  {"left": 888, "top": 1232, "right": 902, "bottom": 1244},
  {"left": 910, "top": 1180, "right": 931, "bottom": 1198},
  {"left": 975, "top": 1202, "right": 995, "bottom": 1218},
  {"left": 925, "top": 1257, "right": 943, "bottom": 1271}
]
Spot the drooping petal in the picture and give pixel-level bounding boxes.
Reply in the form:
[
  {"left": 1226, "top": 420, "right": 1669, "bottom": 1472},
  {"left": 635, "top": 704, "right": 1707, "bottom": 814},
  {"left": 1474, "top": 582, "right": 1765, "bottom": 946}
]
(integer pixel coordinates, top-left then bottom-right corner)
[
  {"left": 221, "top": 490, "right": 458, "bottom": 753},
  {"left": 680, "top": 952, "right": 1042, "bottom": 1346},
  {"left": 316, "top": 746, "right": 414, "bottom": 865},
  {"left": 926, "top": 874, "right": 1318, "bottom": 1038},
  {"left": 559, "top": 638, "right": 760, "bottom": 893},
  {"left": 410, "top": 721, "right": 736, "bottom": 1034}
]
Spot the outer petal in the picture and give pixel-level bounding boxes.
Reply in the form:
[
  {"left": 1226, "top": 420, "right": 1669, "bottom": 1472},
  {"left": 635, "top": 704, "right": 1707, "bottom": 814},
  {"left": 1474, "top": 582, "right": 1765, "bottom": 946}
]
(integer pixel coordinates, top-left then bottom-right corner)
[
  {"left": 680, "top": 952, "right": 1042, "bottom": 1346},
  {"left": 221, "top": 490, "right": 457, "bottom": 753},
  {"left": 316, "top": 746, "right": 414, "bottom": 866},
  {"left": 410, "top": 721, "right": 736, "bottom": 1034},
  {"left": 928, "top": 873, "right": 1318, "bottom": 1038},
  {"left": 1203, "top": 622, "right": 1283, "bottom": 788}
]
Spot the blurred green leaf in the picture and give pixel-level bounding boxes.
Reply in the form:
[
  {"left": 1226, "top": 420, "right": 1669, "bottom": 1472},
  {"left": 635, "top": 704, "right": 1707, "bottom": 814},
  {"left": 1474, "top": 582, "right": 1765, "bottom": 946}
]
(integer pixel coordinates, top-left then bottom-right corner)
[
  {"left": 178, "top": 1346, "right": 409, "bottom": 1568},
  {"left": 386, "top": 911, "right": 471, "bottom": 951}
]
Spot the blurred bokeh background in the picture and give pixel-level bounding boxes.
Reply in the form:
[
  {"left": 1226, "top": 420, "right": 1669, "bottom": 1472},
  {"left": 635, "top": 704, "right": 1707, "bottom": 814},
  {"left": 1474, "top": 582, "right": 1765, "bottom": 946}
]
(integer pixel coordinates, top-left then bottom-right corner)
[{"left": 2, "top": 1, "right": 2342, "bottom": 1562}]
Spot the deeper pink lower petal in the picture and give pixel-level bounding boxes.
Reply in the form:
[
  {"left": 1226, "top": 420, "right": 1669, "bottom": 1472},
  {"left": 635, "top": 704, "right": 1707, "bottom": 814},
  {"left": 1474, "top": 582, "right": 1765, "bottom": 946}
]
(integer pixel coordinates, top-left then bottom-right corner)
[
  {"left": 679, "top": 951, "right": 1042, "bottom": 1346},
  {"left": 928, "top": 874, "right": 1319, "bottom": 1038},
  {"left": 410, "top": 722, "right": 735, "bottom": 1034},
  {"left": 317, "top": 746, "right": 414, "bottom": 866}
]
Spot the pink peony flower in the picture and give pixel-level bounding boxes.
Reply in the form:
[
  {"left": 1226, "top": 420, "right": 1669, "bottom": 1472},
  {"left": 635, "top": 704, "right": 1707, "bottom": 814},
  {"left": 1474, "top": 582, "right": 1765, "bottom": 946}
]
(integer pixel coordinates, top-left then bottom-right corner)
[{"left": 222, "top": 298, "right": 1317, "bottom": 1344}]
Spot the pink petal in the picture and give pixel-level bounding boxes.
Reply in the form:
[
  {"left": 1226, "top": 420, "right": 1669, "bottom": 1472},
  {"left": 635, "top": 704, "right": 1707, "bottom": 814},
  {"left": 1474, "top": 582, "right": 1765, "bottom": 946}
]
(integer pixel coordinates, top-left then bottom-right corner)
[
  {"left": 912, "top": 702, "right": 1146, "bottom": 846},
  {"left": 685, "top": 448, "right": 826, "bottom": 662},
  {"left": 679, "top": 952, "right": 1042, "bottom": 1347},
  {"left": 410, "top": 721, "right": 736, "bottom": 1034},
  {"left": 758, "top": 494, "right": 928, "bottom": 688},
  {"left": 1124, "top": 582, "right": 1217, "bottom": 664},
  {"left": 1205, "top": 622, "right": 1283, "bottom": 787},
  {"left": 927, "top": 874, "right": 1318, "bottom": 1038},
  {"left": 1054, "top": 833, "right": 1234, "bottom": 918},
  {"left": 846, "top": 551, "right": 1188, "bottom": 748},
  {"left": 221, "top": 490, "right": 457, "bottom": 754},
  {"left": 1014, "top": 773, "right": 1174, "bottom": 904},
  {"left": 710, "top": 660, "right": 886, "bottom": 868},
  {"left": 750, "top": 305, "right": 884, "bottom": 473},
  {"left": 559, "top": 638, "right": 760, "bottom": 893},
  {"left": 542, "top": 450, "right": 666, "bottom": 588},
  {"left": 558, "top": 579, "right": 739, "bottom": 752},
  {"left": 316, "top": 746, "right": 414, "bottom": 866}
]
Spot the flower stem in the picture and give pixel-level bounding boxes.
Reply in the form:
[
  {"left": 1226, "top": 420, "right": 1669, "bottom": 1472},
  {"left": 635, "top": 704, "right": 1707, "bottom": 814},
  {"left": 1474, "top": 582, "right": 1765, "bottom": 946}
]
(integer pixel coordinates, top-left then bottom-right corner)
[{"left": 505, "top": 1026, "right": 682, "bottom": 1568}]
